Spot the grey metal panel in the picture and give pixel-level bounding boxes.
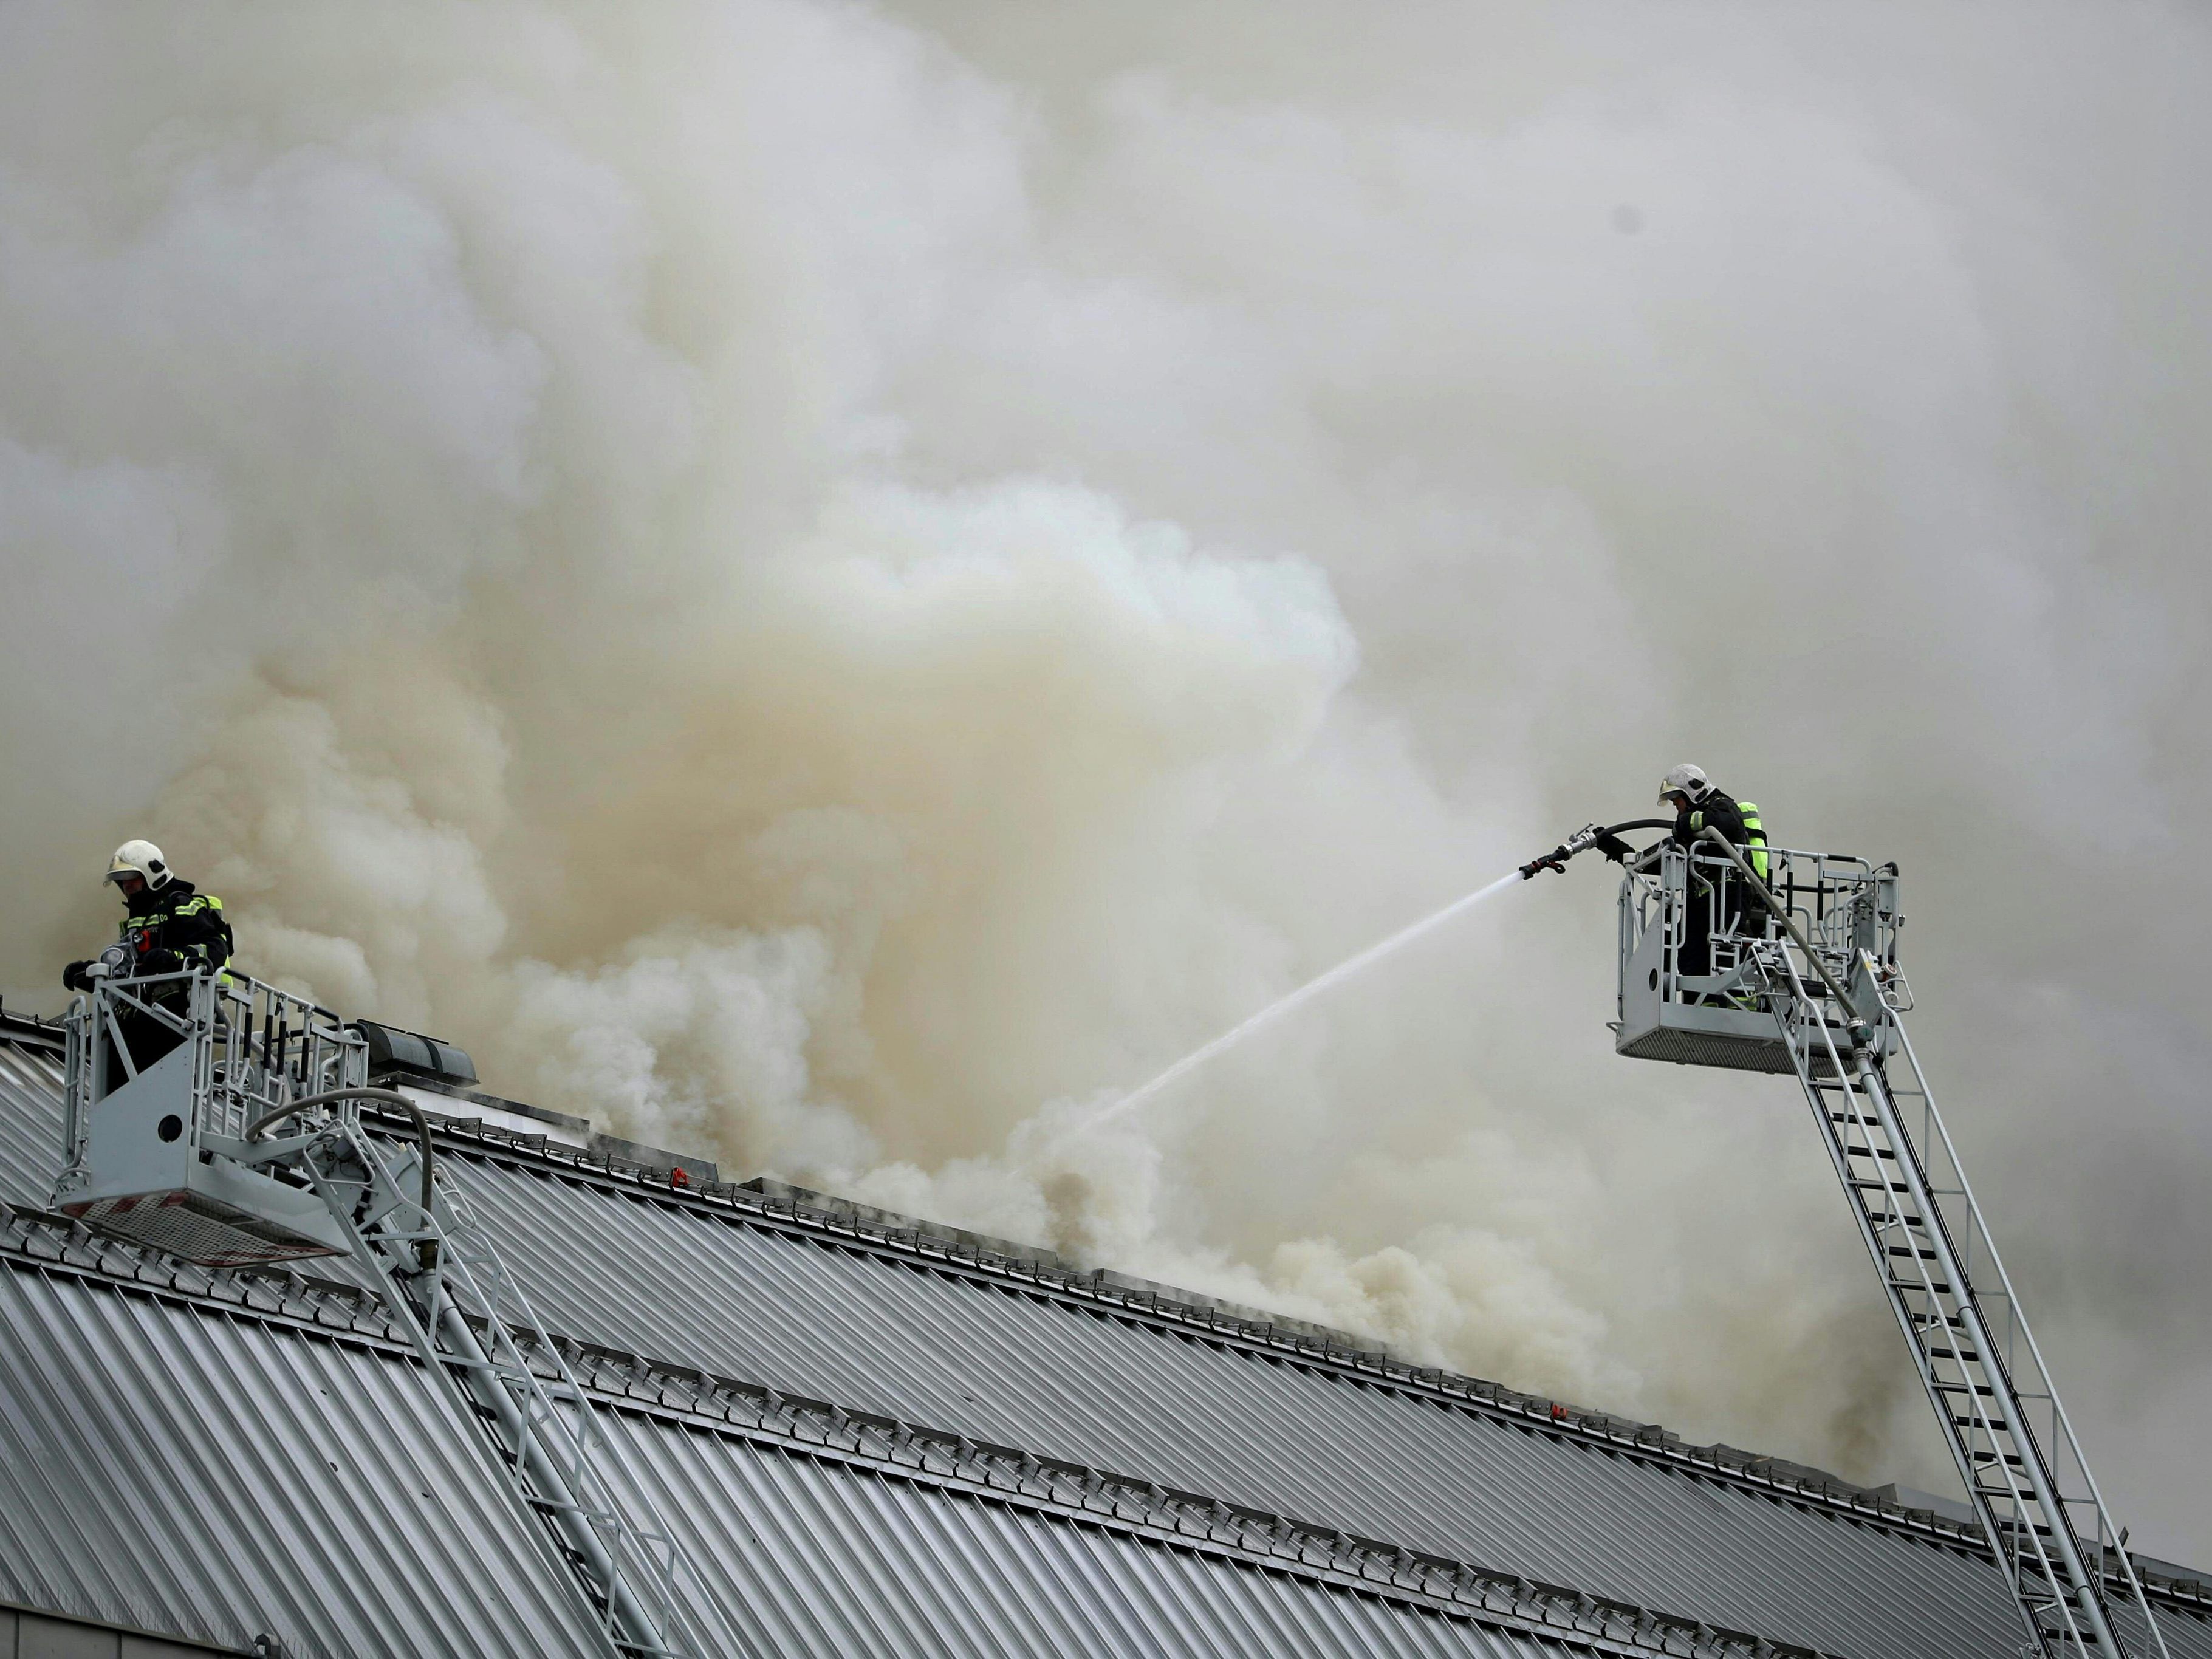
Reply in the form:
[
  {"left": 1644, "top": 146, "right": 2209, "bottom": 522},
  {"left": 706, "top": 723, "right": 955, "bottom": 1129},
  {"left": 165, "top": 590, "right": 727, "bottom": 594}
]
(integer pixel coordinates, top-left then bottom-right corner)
[
  {"left": 0, "top": 1043, "right": 67, "bottom": 1209},
  {"left": 586, "top": 1412, "right": 1568, "bottom": 1659},
  {"left": 0, "top": 1268, "right": 603, "bottom": 1659},
  {"left": 0, "top": 1603, "right": 238, "bottom": 1657},
  {"left": 450, "top": 1154, "right": 2026, "bottom": 1659},
  {"left": 2118, "top": 1600, "right": 2212, "bottom": 1659}
]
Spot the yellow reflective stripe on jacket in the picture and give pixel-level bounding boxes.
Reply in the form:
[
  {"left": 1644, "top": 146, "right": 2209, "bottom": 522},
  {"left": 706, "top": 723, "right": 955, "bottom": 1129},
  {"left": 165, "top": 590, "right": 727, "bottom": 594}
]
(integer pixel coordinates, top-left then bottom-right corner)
[{"left": 1737, "top": 802, "right": 1770, "bottom": 880}]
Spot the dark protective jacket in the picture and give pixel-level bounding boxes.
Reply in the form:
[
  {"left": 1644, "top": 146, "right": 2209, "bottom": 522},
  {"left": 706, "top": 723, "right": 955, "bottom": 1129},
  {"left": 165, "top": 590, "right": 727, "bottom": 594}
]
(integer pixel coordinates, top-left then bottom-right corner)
[
  {"left": 117, "top": 878, "right": 233, "bottom": 985},
  {"left": 1671, "top": 789, "right": 1769, "bottom": 882}
]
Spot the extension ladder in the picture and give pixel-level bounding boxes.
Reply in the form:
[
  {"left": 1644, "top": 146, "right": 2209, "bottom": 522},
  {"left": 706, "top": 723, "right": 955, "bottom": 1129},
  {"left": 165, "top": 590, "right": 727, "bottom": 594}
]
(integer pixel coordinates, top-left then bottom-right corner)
[{"left": 1711, "top": 839, "right": 2171, "bottom": 1659}]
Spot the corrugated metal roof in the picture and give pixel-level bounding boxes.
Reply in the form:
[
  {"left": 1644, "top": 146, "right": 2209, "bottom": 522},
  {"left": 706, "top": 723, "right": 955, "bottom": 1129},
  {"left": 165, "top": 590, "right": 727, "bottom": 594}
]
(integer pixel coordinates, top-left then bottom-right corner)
[
  {"left": 5, "top": 1036, "right": 2208, "bottom": 1659},
  {"left": 0, "top": 1041, "right": 66, "bottom": 1210},
  {"left": 590, "top": 1414, "right": 1577, "bottom": 1659},
  {"left": 0, "top": 1262, "right": 602, "bottom": 1659},
  {"left": 0, "top": 1202, "right": 1794, "bottom": 1657},
  {"left": 442, "top": 1149, "right": 2032, "bottom": 1659},
  {"left": 0, "top": 1245, "right": 1652, "bottom": 1659}
]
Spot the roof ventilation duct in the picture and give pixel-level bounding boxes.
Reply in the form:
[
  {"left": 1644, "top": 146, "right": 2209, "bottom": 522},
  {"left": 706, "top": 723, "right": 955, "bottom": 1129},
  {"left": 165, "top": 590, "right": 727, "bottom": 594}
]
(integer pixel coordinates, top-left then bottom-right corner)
[{"left": 349, "top": 1020, "right": 479, "bottom": 1088}]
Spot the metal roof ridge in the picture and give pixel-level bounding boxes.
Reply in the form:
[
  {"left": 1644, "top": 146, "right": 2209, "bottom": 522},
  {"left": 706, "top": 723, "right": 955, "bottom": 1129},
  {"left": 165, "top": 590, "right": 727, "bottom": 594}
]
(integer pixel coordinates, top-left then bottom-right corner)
[
  {"left": 0, "top": 1005, "right": 67, "bottom": 1053},
  {"left": 730, "top": 1172, "right": 1372, "bottom": 1350},
  {"left": 0, "top": 1201, "right": 410, "bottom": 1352},
  {"left": 541, "top": 1329, "right": 1830, "bottom": 1659},
  {"left": 397, "top": 1107, "right": 2046, "bottom": 1561}
]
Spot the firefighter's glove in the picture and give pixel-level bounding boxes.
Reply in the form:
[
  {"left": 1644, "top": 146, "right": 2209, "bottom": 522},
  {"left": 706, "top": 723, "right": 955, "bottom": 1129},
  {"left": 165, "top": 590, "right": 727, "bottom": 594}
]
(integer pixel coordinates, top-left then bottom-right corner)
[
  {"left": 1593, "top": 833, "right": 1633, "bottom": 864},
  {"left": 61, "top": 960, "right": 92, "bottom": 993},
  {"left": 137, "top": 947, "right": 184, "bottom": 977}
]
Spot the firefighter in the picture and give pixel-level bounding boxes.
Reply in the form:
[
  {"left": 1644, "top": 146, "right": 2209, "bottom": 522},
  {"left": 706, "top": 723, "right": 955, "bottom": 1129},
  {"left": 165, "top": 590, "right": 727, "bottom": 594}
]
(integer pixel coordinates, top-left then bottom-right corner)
[
  {"left": 1657, "top": 765, "right": 1768, "bottom": 993},
  {"left": 61, "top": 841, "right": 233, "bottom": 1072}
]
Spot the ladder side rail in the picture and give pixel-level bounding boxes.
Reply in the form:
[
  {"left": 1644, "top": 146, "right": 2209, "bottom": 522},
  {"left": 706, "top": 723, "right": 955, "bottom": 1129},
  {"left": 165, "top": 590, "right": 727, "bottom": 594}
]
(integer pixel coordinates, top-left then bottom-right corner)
[
  {"left": 428, "top": 1287, "right": 682, "bottom": 1657},
  {"left": 363, "top": 1122, "right": 689, "bottom": 1654},
  {"left": 306, "top": 1117, "right": 663, "bottom": 1657},
  {"left": 421, "top": 1156, "right": 758, "bottom": 1655},
  {"left": 1767, "top": 960, "right": 1999, "bottom": 1514},
  {"left": 327, "top": 1111, "right": 745, "bottom": 1657},
  {"left": 1874, "top": 1028, "right": 2023, "bottom": 1379},
  {"left": 424, "top": 1176, "right": 711, "bottom": 1640},
  {"left": 1871, "top": 1006, "right": 2135, "bottom": 1622},
  {"left": 301, "top": 1138, "right": 632, "bottom": 1659},
  {"left": 428, "top": 1179, "right": 750, "bottom": 1658},
  {"left": 1848, "top": 1044, "right": 2112, "bottom": 1655},
  {"left": 1767, "top": 948, "right": 2084, "bottom": 1656},
  {"left": 1885, "top": 1018, "right": 2174, "bottom": 1658}
]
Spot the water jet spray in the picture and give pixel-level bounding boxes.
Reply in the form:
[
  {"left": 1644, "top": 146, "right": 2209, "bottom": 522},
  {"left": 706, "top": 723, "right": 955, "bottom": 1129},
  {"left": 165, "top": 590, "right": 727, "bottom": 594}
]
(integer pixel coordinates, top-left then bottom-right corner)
[{"left": 1087, "top": 818, "right": 1673, "bottom": 1131}]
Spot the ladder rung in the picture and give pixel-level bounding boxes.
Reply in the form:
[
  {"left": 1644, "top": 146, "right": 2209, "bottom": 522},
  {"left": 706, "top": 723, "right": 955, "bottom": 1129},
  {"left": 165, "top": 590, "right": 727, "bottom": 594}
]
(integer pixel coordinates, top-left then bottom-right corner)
[
  {"left": 1887, "top": 1245, "right": 1940, "bottom": 1260},
  {"left": 1934, "top": 1380, "right": 1998, "bottom": 1397},
  {"left": 1973, "top": 1452, "right": 2029, "bottom": 1470},
  {"left": 1925, "top": 1342, "right": 1978, "bottom": 1358},
  {"left": 1953, "top": 1415, "right": 2010, "bottom": 1431},
  {"left": 1866, "top": 1211, "right": 1926, "bottom": 1228},
  {"left": 1843, "top": 1144, "right": 1900, "bottom": 1160},
  {"left": 1889, "top": 1278, "right": 1953, "bottom": 1295}
]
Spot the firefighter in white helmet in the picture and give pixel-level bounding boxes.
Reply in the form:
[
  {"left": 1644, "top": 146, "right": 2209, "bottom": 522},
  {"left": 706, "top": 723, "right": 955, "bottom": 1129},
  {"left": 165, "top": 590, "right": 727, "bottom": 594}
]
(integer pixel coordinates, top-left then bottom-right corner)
[
  {"left": 1657, "top": 767, "right": 1768, "bottom": 994},
  {"left": 63, "top": 841, "right": 233, "bottom": 1067}
]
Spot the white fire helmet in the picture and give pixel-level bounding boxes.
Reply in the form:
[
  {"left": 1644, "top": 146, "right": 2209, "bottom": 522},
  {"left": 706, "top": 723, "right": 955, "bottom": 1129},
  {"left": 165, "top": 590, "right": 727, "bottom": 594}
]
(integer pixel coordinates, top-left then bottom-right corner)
[
  {"left": 1657, "top": 763, "right": 1711, "bottom": 805},
  {"left": 106, "top": 840, "right": 173, "bottom": 891}
]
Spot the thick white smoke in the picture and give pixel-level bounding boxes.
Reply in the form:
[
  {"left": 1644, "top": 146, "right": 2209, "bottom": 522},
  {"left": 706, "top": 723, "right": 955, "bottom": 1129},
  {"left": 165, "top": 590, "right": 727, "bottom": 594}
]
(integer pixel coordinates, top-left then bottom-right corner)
[{"left": 3, "top": 0, "right": 2207, "bottom": 1559}]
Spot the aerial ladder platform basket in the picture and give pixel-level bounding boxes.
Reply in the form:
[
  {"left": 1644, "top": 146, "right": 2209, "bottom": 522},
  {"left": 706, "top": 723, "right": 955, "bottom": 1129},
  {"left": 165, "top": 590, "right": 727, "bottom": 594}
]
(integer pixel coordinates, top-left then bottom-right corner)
[
  {"left": 50, "top": 966, "right": 738, "bottom": 1659},
  {"left": 1613, "top": 833, "right": 2171, "bottom": 1659}
]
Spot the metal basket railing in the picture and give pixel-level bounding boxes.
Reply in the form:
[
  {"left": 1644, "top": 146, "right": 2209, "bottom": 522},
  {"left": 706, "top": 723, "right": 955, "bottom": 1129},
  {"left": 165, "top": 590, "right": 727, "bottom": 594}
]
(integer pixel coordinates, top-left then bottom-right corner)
[
  {"left": 1620, "top": 841, "right": 1902, "bottom": 1013},
  {"left": 59, "top": 968, "right": 368, "bottom": 1195}
]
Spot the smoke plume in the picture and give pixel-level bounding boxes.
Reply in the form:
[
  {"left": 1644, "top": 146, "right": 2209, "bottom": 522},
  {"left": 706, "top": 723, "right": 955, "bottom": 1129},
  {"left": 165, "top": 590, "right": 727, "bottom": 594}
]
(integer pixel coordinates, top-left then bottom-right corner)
[{"left": 4, "top": 0, "right": 2208, "bottom": 1560}]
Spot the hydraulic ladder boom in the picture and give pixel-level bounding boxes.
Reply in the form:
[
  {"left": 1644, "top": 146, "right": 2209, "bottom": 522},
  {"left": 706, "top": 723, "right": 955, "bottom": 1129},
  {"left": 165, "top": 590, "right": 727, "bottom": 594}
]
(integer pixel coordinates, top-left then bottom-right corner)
[{"left": 1691, "top": 830, "right": 2169, "bottom": 1659}]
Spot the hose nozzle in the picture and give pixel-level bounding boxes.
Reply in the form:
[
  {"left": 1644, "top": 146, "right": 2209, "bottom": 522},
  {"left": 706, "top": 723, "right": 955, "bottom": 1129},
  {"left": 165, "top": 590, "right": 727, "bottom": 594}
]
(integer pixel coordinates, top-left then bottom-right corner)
[
  {"left": 1518, "top": 817, "right": 1669, "bottom": 880},
  {"left": 1520, "top": 823, "right": 1603, "bottom": 879}
]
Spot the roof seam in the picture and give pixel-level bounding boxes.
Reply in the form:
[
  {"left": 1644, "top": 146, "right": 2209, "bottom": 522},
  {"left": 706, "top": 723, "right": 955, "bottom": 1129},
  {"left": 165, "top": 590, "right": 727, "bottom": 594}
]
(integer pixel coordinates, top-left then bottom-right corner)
[
  {"left": 543, "top": 1331, "right": 1826, "bottom": 1659},
  {"left": 409, "top": 1120, "right": 2004, "bottom": 1556},
  {"left": 1, "top": 1204, "right": 413, "bottom": 1356}
]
